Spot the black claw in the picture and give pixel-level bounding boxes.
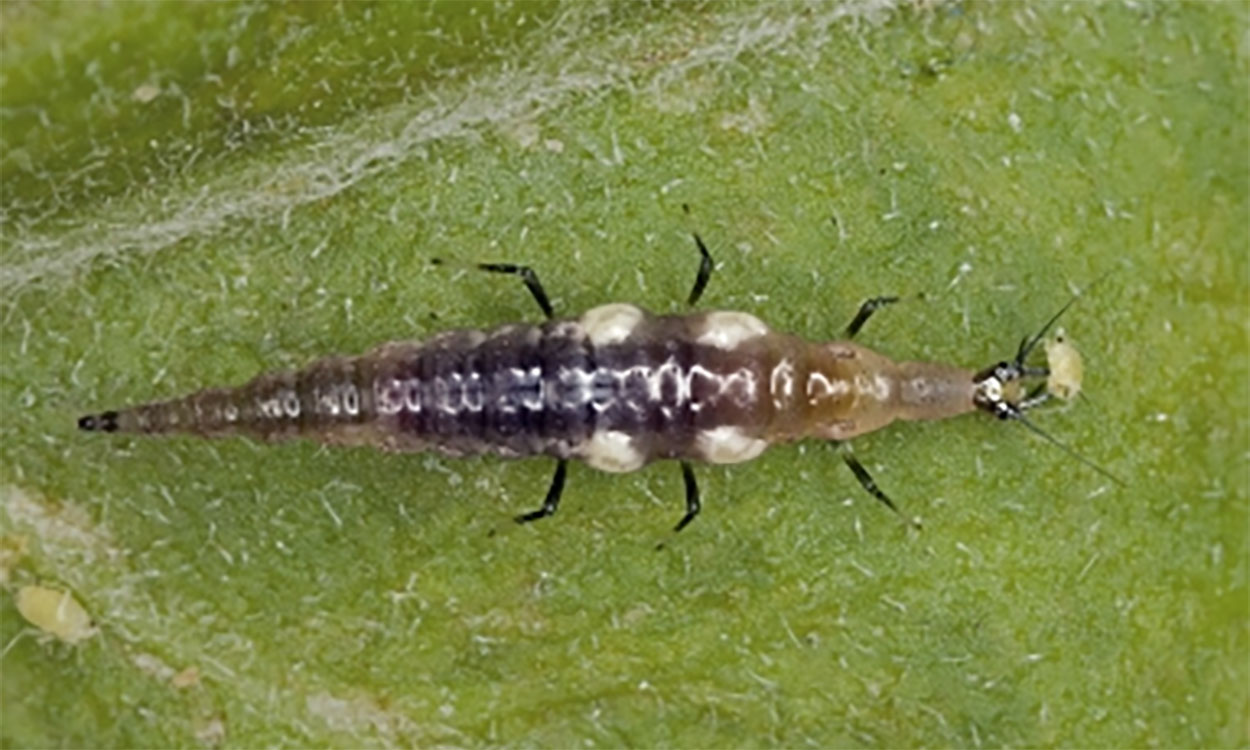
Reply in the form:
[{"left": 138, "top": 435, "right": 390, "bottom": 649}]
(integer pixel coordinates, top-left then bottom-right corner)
[
  {"left": 686, "top": 233, "right": 715, "bottom": 306},
  {"left": 514, "top": 460, "right": 568, "bottom": 524},
  {"left": 845, "top": 296, "right": 900, "bottom": 339},
  {"left": 841, "top": 453, "right": 903, "bottom": 517},
  {"left": 78, "top": 411, "right": 118, "bottom": 432},
  {"left": 476, "top": 263, "right": 555, "bottom": 319},
  {"left": 513, "top": 508, "right": 548, "bottom": 524}
]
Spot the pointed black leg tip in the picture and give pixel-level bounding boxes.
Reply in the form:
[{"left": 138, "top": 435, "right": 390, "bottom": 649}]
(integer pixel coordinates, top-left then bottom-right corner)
[
  {"left": 513, "top": 509, "right": 551, "bottom": 525},
  {"left": 77, "top": 410, "right": 117, "bottom": 432},
  {"left": 80, "top": 410, "right": 119, "bottom": 432}
]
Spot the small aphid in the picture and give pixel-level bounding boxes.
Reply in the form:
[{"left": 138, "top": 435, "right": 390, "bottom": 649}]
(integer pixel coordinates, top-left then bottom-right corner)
[
  {"left": 1045, "top": 328, "right": 1083, "bottom": 400},
  {"left": 14, "top": 585, "right": 96, "bottom": 644},
  {"left": 79, "top": 233, "right": 1120, "bottom": 530}
]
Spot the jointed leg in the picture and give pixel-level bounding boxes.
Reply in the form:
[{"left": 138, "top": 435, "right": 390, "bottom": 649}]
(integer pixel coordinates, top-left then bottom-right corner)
[
  {"left": 1018, "top": 382, "right": 1051, "bottom": 412},
  {"left": 845, "top": 296, "right": 900, "bottom": 339},
  {"left": 840, "top": 452, "right": 919, "bottom": 529},
  {"left": 476, "top": 263, "right": 555, "bottom": 319},
  {"left": 673, "top": 461, "right": 701, "bottom": 532},
  {"left": 514, "top": 460, "right": 568, "bottom": 524},
  {"left": 686, "top": 233, "right": 715, "bottom": 306}
]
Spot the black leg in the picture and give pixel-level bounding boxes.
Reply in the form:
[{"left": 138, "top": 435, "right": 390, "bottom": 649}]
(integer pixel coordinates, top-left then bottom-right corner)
[
  {"left": 845, "top": 296, "right": 900, "bottom": 339},
  {"left": 514, "top": 460, "right": 568, "bottom": 524},
  {"left": 476, "top": 263, "right": 555, "bottom": 319},
  {"left": 841, "top": 453, "right": 904, "bottom": 517},
  {"left": 686, "top": 233, "right": 715, "bottom": 306},
  {"left": 673, "top": 461, "right": 701, "bottom": 532}
]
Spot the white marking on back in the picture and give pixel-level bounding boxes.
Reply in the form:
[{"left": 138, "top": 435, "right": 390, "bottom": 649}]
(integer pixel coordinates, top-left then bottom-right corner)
[
  {"left": 342, "top": 384, "right": 360, "bottom": 415},
  {"left": 580, "top": 303, "right": 644, "bottom": 346},
  {"left": 375, "top": 377, "right": 404, "bottom": 415},
  {"left": 697, "top": 311, "right": 769, "bottom": 350},
  {"left": 320, "top": 389, "right": 342, "bottom": 416},
  {"left": 577, "top": 430, "right": 645, "bottom": 473},
  {"left": 770, "top": 357, "right": 796, "bottom": 409},
  {"left": 403, "top": 379, "right": 422, "bottom": 413},
  {"left": 853, "top": 373, "right": 892, "bottom": 402},
  {"left": 281, "top": 390, "right": 301, "bottom": 417},
  {"left": 695, "top": 426, "right": 768, "bottom": 465},
  {"left": 260, "top": 397, "right": 282, "bottom": 419}
]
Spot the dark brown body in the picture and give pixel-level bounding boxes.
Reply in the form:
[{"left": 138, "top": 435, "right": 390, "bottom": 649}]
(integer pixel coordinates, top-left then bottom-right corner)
[{"left": 80, "top": 305, "right": 977, "bottom": 472}]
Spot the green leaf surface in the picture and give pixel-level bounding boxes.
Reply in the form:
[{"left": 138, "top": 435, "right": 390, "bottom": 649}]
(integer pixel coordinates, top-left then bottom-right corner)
[{"left": 2, "top": 2, "right": 1246, "bottom": 747}]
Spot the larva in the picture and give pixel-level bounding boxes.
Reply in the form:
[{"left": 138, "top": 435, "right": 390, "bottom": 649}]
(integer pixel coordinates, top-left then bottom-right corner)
[{"left": 80, "top": 235, "right": 1119, "bottom": 529}]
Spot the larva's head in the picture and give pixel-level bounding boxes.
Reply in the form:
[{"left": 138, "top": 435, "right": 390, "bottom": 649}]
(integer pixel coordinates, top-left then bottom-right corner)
[
  {"left": 971, "top": 360, "right": 1028, "bottom": 420},
  {"left": 972, "top": 278, "right": 1095, "bottom": 421}
]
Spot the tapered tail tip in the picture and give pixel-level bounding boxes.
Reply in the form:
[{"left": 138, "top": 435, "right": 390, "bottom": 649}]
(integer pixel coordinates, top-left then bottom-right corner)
[{"left": 78, "top": 411, "right": 119, "bottom": 433}]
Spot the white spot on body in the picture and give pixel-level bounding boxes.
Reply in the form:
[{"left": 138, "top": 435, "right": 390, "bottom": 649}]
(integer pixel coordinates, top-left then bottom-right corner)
[
  {"left": 554, "top": 365, "right": 593, "bottom": 410},
  {"left": 770, "top": 358, "right": 796, "bottom": 409},
  {"left": 697, "top": 311, "right": 770, "bottom": 350},
  {"left": 580, "top": 303, "right": 644, "bottom": 346},
  {"left": 436, "top": 374, "right": 461, "bottom": 414},
  {"left": 462, "top": 372, "right": 483, "bottom": 411},
  {"left": 403, "top": 379, "right": 422, "bottom": 413},
  {"left": 375, "top": 378, "right": 404, "bottom": 415},
  {"left": 281, "top": 390, "right": 300, "bottom": 417},
  {"left": 696, "top": 426, "right": 768, "bottom": 465},
  {"left": 806, "top": 371, "right": 850, "bottom": 404},
  {"left": 517, "top": 366, "right": 543, "bottom": 411},
  {"left": 341, "top": 384, "right": 360, "bottom": 415},
  {"left": 577, "top": 430, "right": 645, "bottom": 473},
  {"left": 854, "top": 374, "right": 892, "bottom": 402},
  {"left": 259, "top": 397, "right": 282, "bottom": 419},
  {"left": 319, "top": 389, "right": 342, "bottom": 416}
]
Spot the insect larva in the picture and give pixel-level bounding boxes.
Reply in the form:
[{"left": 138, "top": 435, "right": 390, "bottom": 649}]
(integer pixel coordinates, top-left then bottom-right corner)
[
  {"left": 79, "top": 234, "right": 1120, "bottom": 530},
  {"left": 14, "top": 585, "right": 96, "bottom": 644},
  {"left": 1045, "top": 328, "right": 1083, "bottom": 400}
]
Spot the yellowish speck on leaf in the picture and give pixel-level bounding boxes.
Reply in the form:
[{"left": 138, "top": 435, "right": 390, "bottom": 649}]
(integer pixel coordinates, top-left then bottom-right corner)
[{"left": 15, "top": 585, "right": 96, "bottom": 644}]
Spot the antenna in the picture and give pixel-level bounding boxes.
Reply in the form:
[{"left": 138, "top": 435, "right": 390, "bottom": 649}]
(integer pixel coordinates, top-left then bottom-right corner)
[
  {"left": 1010, "top": 410, "right": 1125, "bottom": 486},
  {"left": 1015, "top": 270, "right": 1114, "bottom": 367}
]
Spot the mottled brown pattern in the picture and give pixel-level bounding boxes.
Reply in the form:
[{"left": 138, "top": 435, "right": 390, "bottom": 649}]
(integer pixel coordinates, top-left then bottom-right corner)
[{"left": 79, "top": 307, "right": 978, "bottom": 470}]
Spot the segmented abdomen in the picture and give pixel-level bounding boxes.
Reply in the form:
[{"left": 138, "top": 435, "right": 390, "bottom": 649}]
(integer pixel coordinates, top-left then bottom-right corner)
[{"left": 96, "top": 305, "right": 791, "bottom": 471}]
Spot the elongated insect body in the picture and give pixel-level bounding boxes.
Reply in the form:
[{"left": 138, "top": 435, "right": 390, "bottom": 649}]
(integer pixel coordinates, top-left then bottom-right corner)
[
  {"left": 79, "top": 305, "right": 977, "bottom": 472},
  {"left": 80, "top": 238, "right": 1119, "bottom": 529}
]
